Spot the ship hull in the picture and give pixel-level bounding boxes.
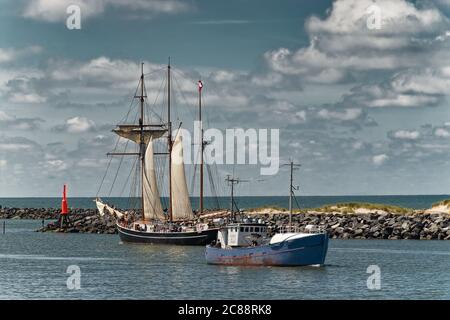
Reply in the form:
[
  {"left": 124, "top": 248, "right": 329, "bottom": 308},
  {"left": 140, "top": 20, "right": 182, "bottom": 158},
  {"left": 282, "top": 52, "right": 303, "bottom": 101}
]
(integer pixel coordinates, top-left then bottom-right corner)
[
  {"left": 205, "top": 233, "right": 328, "bottom": 266},
  {"left": 117, "top": 224, "right": 218, "bottom": 245}
]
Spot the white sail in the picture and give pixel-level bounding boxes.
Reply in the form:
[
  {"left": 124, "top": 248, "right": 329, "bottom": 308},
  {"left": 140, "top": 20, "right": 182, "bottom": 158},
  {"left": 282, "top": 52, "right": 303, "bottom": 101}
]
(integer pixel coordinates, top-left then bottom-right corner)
[
  {"left": 171, "top": 133, "right": 195, "bottom": 221},
  {"left": 95, "top": 199, "right": 124, "bottom": 219},
  {"left": 95, "top": 199, "right": 106, "bottom": 216},
  {"left": 143, "top": 137, "right": 166, "bottom": 221}
]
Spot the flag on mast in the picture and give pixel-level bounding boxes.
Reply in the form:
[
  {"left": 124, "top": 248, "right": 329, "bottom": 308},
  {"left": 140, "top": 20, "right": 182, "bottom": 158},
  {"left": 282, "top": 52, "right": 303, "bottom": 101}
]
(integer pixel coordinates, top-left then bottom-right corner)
[{"left": 198, "top": 80, "right": 203, "bottom": 92}]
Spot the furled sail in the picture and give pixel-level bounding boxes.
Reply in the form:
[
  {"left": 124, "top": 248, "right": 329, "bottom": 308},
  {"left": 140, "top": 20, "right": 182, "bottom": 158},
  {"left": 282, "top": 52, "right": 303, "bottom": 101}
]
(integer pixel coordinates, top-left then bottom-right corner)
[
  {"left": 113, "top": 124, "right": 167, "bottom": 144},
  {"left": 171, "top": 133, "right": 195, "bottom": 221},
  {"left": 143, "top": 137, "right": 166, "bottom": 221}
]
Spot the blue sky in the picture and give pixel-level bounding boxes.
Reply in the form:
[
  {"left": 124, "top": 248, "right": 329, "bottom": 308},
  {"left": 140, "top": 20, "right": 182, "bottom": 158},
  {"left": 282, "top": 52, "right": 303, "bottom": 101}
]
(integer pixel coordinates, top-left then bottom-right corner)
[
  {"left": 0, "top": 0, "right": 330, "bottom": 69},
  {"left": 0, "top": 0, "right": 450, "bottom": 197}
]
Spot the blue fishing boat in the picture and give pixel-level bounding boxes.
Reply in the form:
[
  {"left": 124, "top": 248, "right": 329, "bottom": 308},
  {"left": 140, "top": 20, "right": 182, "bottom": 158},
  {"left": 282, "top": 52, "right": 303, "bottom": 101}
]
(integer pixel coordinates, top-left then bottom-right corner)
[
  {"left": 206, "top": 162, "right": 328, "bottom": 266},
  {"left": 205, "top": 222, "right": 329, "bottom": 266}
]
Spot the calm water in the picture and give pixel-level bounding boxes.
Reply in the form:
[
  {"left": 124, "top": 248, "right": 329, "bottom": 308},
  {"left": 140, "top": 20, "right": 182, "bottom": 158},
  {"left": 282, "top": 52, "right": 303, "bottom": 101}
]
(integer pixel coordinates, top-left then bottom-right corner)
[
  {"left": 1, "top": 195, "right": 449, "bottom": 210},
  {"left": 0, "top": 219, "right": 449, "bottom": 299}
]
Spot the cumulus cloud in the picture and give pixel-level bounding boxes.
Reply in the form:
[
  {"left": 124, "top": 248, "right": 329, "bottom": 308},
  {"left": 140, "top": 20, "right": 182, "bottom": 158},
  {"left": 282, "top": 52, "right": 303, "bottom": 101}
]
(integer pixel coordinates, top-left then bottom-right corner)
[
  {"left": 434, "top": 127, "right": 450, "bottom": 137},
  {"left": 341, "top": 68, "right": 450, "bottom": 108},
  {"left": 265, "top": 0, "right": 449, "bottom": 82},
  {"left": 22, "top": 0, "right": 190, "bottom": 22},
  {"left": 388, "top": 129, "right": 421, "bottom": 140},
  {"left": 317, "top": 108, "right": 362, "bottom": 121},
  {"left": 373, "top": 154, "right": 389, "bottom": 165},
  {"left": 0, "top": 46, "right": 42, "bottom": 64},
  {"left": 262, "top": 0, "right": 450, "bottom": 110},
  {"left": 0, "top": 111, "right": 44, "bottom": 130},
  {"left": 2, "top": 76, "right": 47, "bottom": 104},
  {"left": 53, "top": 116, "right": 97, "bottom": 133},
  {"left": 0, "top": 136, "right": 41, "bottom": 152}
]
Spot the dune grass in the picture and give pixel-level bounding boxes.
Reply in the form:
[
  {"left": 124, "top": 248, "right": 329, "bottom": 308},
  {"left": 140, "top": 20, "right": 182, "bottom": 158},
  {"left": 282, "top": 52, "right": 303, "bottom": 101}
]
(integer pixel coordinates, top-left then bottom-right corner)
[
  {"left": 315, "top": 202, "right": 411, "bottom": 214},
  {"left": 431, "top": 199, "right": 450, "bottom": 207},
  {"left": 247, "top": 202, "right": 412, "bottom": 214}
]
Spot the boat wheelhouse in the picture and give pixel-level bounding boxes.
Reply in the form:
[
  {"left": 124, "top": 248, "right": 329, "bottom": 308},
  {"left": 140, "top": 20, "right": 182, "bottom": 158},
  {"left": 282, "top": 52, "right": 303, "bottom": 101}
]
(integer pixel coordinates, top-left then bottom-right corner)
[{"left": 215, "top": 221, "right": 268, "bottom": 248}]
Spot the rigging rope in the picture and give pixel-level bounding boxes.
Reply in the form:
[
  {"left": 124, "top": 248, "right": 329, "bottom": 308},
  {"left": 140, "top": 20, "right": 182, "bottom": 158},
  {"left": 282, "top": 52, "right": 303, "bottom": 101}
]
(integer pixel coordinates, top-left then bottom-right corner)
[{"left": 119, "top": 156, "right": 138, "bottom": 197}]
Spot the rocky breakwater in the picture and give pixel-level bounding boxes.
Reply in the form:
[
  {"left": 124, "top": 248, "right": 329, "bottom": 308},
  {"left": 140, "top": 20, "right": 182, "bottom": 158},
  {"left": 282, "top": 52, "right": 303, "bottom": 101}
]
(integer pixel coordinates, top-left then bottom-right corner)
[
  {"left": 37, "top": 210, "right": 118, "bottom": 234},
  {"left": 0, "top": 207, "right": 116, "bottom": 234},
  {"left": 0, "top": 207, "right": 98, "bottom": 220},
  {"left": 248, "top": 202, "right": 450, "bottom": 240},
  {"left": 2, "top": 201, "right": 450, "bottom": 239}
]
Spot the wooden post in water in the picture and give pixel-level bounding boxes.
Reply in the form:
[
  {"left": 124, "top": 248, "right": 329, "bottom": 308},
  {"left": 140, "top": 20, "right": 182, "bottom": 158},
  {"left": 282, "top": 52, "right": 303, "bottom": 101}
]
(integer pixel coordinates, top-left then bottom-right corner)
[{"left": 2, "top": 221, "right": 5, "bottom": 234}]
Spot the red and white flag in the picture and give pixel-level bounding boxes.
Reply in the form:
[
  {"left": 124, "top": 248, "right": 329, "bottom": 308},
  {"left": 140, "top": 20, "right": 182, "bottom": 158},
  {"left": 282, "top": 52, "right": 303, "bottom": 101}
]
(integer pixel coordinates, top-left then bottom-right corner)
[{"left": 198, "top": 80, "right": 203, "bottom": 92}]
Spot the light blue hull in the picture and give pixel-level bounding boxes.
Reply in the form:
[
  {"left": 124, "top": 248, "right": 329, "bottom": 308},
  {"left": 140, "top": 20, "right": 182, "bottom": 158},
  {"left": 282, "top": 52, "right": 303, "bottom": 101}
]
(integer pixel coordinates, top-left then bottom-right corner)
[{"left": 205, "top": 233, "right": 329, "bottom": 266}]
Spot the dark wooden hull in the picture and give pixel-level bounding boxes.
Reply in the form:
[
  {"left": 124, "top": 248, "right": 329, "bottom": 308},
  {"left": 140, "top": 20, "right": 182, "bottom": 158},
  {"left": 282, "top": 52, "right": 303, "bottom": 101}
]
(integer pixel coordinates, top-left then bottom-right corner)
[{"left": 117, "top": 224, "right": 218, "bottom": 245}]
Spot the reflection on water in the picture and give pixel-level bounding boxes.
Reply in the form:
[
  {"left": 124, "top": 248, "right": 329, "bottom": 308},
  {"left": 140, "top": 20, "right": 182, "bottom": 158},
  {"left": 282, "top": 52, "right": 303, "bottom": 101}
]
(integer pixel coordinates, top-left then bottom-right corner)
[{"left": 0, "top": 220, "right": 449, "bottom": 299}]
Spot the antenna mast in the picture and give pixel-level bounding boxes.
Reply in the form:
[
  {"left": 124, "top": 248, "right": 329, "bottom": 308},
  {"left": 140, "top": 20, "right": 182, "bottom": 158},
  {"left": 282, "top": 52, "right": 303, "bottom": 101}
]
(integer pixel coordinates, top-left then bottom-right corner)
[
  {"left": 225, "top": 175, "right": 249, "bottom": 221},
  {"left": 283, "top": 161, "right": 301, "bottom": 228}
]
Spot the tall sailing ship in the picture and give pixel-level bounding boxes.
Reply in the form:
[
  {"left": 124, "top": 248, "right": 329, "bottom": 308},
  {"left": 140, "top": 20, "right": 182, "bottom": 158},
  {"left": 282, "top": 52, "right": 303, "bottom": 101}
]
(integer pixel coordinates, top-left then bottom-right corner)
[{"left": 95, "top": 61, "right": 218, "bottom": 245}]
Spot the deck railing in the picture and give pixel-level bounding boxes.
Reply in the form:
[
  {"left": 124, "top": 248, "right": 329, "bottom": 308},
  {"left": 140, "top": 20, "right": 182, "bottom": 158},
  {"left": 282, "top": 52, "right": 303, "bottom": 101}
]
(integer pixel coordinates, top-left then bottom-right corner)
[{"left": 277, "top": 225, "right": 326, "bottom": 234}]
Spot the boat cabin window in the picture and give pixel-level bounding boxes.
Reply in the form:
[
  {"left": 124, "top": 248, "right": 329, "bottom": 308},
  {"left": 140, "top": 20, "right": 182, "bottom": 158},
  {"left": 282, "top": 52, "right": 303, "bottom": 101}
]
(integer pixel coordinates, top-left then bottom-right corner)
[
  {"left": 255, "top": 227, "right": 259, "bottom": 232},
  {"left": 245, "top": 227, "right": 249, "bottom": 232},
  {"left": 240, "top": 227, "right": 244, "bottom": 232}
]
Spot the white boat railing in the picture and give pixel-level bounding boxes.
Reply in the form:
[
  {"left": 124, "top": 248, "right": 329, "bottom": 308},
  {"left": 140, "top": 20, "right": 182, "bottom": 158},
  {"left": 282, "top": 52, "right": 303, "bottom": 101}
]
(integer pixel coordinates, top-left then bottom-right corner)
[{"left": 277, "top": 224, "right": 326, "bottom": 234}]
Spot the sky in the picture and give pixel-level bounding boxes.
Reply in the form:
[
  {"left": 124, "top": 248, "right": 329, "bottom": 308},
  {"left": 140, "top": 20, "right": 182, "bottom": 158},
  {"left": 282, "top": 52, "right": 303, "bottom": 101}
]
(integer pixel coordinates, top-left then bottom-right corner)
[{"left": 0, "top": 0, "right": 450, "bottom": 197}]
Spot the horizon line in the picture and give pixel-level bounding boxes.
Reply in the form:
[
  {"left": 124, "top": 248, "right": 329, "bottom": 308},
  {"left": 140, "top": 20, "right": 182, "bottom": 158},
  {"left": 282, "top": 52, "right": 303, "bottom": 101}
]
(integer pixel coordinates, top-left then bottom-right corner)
[{"left": 1, "top": 194, "right": 449, "bottom": 198}]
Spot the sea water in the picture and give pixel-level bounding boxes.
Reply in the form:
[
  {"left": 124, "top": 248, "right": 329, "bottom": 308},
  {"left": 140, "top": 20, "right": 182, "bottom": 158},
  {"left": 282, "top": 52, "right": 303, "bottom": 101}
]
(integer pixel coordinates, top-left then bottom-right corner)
[{"left": 0, "top": 219, "right": 448, "bottom": 299}]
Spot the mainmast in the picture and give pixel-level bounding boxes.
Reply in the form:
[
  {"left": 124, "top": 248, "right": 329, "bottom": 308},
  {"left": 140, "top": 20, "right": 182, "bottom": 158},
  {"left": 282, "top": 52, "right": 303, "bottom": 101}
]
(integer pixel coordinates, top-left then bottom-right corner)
[
  {"left": 198, "top": 80, "right": 204, "bottom": 214},
  {"left": 168, "top": 58, "right": 173, "bottom": 222},
  {"left": 139, "top": 62, "right": 146, "bottom": 221}
]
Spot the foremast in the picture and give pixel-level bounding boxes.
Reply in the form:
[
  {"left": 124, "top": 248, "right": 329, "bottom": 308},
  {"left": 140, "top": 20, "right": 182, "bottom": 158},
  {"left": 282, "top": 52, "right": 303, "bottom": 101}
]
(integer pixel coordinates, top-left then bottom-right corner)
[
  {"left": 108, "top": 62, "right": 167, "bottom": 222},
  {"left": 139, "top": 63, "right": 146, "bottom": 221}
]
